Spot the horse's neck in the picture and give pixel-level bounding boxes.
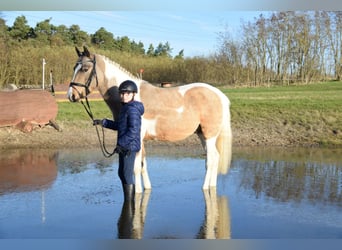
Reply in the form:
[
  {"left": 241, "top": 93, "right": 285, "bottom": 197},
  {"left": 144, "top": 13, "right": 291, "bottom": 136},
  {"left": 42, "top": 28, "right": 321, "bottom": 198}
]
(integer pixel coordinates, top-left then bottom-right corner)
[
  {"left": 103, "top": 87, "right": 121, "bottom": 120},
  {"left": 101, "top": 55, "right": 141, "bottom": 86},
  {"left": 97, "top": 55, "right": 142, "bottom": 119}
]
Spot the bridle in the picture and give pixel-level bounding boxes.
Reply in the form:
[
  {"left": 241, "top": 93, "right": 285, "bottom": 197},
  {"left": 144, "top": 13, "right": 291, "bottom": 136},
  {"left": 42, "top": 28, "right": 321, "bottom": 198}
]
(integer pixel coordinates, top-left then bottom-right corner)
[
  {"left": 69, "top": 56, "right": 98, "bottom": 120},
  {"left": 69, "top": 55, "right": 116, "bottom": 158}
]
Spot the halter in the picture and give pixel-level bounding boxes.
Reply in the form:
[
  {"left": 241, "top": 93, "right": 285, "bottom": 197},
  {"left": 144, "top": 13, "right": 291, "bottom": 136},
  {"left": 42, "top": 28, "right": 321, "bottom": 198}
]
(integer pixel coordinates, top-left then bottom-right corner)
[
  {"left": 69, "top": 57, "right": 98, "bottom": 119},
  {"left": 69, "top": 56, "right": 116, "bottom": 158}
]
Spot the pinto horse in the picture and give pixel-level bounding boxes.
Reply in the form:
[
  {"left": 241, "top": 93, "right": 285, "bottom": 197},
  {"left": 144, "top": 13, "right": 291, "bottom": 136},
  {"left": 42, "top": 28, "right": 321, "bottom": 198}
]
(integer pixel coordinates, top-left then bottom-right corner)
[{"left": 68, "top": 46, "right": 232, "bottom": 193}]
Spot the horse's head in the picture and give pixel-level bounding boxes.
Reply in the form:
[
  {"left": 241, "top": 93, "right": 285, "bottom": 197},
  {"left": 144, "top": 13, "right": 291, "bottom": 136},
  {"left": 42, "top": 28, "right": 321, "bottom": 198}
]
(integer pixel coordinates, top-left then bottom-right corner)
[{"left": 68, "top": 46, "right": 98, "bottom": 102}]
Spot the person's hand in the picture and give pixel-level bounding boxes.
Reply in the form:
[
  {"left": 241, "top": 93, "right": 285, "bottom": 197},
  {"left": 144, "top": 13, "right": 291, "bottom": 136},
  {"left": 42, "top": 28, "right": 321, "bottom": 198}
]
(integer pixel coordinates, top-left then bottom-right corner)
[
  {"left": 114, "top": 145, "right": 130, "bottom": 156},
  {"left": 93, "top": 119, "right": 102, "bottom": 126}
]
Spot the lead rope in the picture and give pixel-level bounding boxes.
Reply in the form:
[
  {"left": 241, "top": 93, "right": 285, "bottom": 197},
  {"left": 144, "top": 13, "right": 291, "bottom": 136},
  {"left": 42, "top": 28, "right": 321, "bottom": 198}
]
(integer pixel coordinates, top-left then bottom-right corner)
[
  {"left": 96, "top": 124, "right": 116, "bottom": 158},
  {"left": 79, "top": 95, "right": 116, "bottom": 158}
]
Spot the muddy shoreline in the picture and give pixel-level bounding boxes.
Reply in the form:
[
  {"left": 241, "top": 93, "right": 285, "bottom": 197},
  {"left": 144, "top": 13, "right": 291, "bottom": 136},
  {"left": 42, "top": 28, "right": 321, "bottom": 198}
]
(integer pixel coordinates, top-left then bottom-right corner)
[{"left": 0, "top": 120, "right": 330, "bottom": 151}]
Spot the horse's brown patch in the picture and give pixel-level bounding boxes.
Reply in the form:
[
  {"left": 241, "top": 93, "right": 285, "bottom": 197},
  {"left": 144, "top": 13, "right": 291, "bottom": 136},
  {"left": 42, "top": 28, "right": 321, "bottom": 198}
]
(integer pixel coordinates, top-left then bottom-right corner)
[{"left": 140, "top": 84, "right": 223, "bottom": 141}]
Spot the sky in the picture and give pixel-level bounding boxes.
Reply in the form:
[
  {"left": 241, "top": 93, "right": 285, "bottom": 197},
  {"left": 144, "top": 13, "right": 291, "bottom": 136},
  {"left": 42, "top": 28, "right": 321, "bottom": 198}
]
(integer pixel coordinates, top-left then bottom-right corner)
[{"left": 1, "top": 11, "right": 269, "bottom": 57}]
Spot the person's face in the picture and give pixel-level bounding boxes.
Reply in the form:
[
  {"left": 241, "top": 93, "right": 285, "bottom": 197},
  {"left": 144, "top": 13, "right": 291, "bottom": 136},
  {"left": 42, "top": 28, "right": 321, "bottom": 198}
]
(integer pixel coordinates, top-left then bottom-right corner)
[{"left": 120, "top": 91, "right": 134, "bottom": 103}]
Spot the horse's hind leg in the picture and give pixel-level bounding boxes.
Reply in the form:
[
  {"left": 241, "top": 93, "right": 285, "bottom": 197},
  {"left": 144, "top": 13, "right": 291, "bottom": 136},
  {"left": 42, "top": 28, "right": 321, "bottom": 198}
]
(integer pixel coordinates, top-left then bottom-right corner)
[{"left": 202, "top": 137, "right": 219, "bottom": 189}]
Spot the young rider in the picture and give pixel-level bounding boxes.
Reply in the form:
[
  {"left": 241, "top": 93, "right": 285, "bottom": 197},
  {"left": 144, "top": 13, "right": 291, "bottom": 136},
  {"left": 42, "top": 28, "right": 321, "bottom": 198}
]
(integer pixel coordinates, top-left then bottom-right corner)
[{"left": 93, "top": 80, "right": 144, "bottom": 202}]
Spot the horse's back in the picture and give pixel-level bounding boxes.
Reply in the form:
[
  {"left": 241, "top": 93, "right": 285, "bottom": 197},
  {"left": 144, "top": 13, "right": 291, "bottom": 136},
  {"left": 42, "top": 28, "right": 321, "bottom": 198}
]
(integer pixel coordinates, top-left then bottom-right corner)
[{"left": 140, "top": 82, "right": 230, "bottom": 142}]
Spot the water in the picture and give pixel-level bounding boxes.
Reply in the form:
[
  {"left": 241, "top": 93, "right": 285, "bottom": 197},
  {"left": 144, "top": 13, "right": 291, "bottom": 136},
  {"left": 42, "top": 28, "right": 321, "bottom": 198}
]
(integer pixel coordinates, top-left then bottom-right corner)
[{"left": 0, "top": 146, "right": 341, "bottom": 239}]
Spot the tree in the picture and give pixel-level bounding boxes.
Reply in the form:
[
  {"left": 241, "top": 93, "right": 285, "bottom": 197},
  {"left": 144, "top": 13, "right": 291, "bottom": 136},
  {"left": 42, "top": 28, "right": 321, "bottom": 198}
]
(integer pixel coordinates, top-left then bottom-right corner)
[
  {"left": 154, "top": 42, "right": 173, "bottom": 57},
  {"left": 50, "top": 24, "right": 72, "bottom": 46},
  {"left": 34, "top": 18, "right": 54, "bottom": 45},
  {"left": 8, "top": 15, "right": 31, "bottom": 41},
  {"left": 69, "top": 25, "right": 89, "bottom": 46},
  {"left": 91, "top": 27, "right": 115, "bottom": 49},
  {"left": 174, "top": 49, "right": 184, "bottom": 60},
  {"left": 118, "top": 36, "right": 131, "bottom": 52},
  {"left": 0, "top": 17, "right": 10, "bottom": 88},
  {"left": 146, "top": 44, "right": 155, "bottom": 56},
  {"left": 328, "top": 12, "right": 342, "bottom": 80},
  {"left": 131, "top": 40, "right": 145, "bottom": 55}
]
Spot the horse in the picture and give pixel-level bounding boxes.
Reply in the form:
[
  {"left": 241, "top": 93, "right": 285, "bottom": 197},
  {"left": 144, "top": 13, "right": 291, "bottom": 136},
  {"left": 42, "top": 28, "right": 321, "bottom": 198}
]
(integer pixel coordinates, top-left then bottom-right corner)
[{"left": 68, "top": 46, "right": 232, "bottom": 193}]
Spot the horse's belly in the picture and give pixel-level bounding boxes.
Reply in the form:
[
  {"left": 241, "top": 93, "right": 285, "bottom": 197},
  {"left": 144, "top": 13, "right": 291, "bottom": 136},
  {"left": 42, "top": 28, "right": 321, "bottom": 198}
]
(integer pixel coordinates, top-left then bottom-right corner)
[
  {"left": 144, "top": 131, "right": 192, "bottom": 142},
  {"left": 143, "top": 118, "right": 197, "bottom": 142}
]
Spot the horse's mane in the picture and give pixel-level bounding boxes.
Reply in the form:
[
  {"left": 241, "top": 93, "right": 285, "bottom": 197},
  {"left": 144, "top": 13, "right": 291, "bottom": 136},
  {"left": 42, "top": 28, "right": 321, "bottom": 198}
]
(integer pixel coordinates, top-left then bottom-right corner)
[{"left": 99, "top": 54, "right": 142, "bottom": 81}]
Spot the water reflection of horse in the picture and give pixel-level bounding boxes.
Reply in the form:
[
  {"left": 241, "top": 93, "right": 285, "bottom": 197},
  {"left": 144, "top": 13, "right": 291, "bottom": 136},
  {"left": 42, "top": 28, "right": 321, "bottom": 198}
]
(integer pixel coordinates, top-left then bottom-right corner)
[
  {"left": 117, "top": 189, "right": 231, "bottom": 239},
  {"left": 68, "top": 46, "right": 232, "bottom": 193}
]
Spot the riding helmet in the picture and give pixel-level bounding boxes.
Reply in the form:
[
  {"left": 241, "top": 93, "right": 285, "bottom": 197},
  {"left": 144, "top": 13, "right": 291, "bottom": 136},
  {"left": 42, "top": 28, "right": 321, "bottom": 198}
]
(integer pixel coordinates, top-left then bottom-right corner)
[{"left": 119, "top": 80, "right": 138, "bottom": 93}]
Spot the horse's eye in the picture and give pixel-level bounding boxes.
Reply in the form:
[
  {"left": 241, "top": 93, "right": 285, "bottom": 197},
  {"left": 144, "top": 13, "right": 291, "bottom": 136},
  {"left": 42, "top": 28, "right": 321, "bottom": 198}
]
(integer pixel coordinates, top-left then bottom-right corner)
[{"left": 82, "top": 67, "right": 89, "bottom": 72}]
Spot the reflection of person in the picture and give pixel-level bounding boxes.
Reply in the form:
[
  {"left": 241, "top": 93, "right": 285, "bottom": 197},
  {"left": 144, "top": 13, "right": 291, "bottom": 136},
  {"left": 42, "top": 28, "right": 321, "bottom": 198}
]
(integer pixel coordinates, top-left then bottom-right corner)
[
  {"left": 117, "top": 196, "right": 135, "bottom": 239},
  {"left": 93, "top": 80, "right": 144, "bottom": 202}
]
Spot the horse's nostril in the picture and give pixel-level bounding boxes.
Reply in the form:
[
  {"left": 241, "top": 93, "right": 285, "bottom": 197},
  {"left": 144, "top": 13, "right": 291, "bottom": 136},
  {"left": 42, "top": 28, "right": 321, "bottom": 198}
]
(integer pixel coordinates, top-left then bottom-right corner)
[{"left": 69, "top": 94, "right": 76, "bottom": 102}]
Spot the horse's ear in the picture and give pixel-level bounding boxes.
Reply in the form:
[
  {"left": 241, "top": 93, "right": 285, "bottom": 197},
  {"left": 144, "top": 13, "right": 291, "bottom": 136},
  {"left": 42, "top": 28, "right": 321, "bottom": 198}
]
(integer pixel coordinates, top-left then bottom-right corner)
[
  {"left": 83, "top": 46, "right": 90, "bottom": 57},
  {"left": 75, "top": 47, "right": 81, "bottom": 57}
]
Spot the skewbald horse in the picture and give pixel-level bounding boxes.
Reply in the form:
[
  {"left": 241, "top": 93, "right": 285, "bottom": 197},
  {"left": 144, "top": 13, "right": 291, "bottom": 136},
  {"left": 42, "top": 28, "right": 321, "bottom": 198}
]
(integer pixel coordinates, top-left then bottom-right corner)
[{"left": 68, "top": 46, "right": 232, "bottom": 193}]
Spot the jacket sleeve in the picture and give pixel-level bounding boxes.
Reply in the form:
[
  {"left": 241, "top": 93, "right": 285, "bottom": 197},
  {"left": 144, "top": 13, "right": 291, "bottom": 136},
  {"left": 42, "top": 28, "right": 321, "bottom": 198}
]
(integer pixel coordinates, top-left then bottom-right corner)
[{"left": 102, "top": 118, "right": 118, "bottom": 130}]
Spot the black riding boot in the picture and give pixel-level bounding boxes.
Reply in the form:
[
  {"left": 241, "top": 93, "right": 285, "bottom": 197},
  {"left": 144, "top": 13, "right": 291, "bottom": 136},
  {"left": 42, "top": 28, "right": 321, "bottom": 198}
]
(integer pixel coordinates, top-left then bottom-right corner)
[{"left": 123, "top": 184, "right": 135, "bottom": 202}]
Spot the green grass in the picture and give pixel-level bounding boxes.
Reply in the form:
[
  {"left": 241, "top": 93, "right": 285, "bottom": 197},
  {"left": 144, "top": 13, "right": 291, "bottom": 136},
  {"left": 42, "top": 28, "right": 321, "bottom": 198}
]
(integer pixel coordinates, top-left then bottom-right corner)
[
  {"left": 57, "top": 101, "right": 113, "bottom": 122},
  {"left": 221, "top": 81, "right": 342, "bottom": 146},
  {"left": 222, "top": 81, "right": 342, "bottom": 110}
]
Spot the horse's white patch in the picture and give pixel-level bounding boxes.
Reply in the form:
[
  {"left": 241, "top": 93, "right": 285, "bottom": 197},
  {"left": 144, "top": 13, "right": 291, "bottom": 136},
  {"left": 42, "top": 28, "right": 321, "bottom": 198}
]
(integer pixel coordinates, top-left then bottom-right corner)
[
  {"left": 67, "top": 63, "right": 82, "bottom": 100},
  {"left": 103, "top": 57, "right": 119, "bottom": 83},
  {"left": 178, "top": 84, "right": 194, "bottom": 96},
  {"left": 102, "top": 56, "right": 142, "bottom": 90},
  {"left": 67, "top": 87, "right": 73, "bottom": 99},
  {"left": 176, "top": 106, "right": 184, "bottom": 113},
  {"left": 143, "top": 117, "right": 158, "bottom": 137},
  {"left": 72, "top": 63, "right": 82, "bottom": 81}
]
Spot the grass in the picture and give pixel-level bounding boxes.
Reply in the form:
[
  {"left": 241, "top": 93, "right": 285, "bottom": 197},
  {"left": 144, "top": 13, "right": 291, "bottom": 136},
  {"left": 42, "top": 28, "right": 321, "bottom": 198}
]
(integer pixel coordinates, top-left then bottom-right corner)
[
  {"left": 57, "top": 101, "right": 113, "bottom": 122},
  {"left": 221, "top": 81, "right": 342, "bottom": 146},
  {"left": 56, "top": 81, "right": 342, "bottom": 147}
]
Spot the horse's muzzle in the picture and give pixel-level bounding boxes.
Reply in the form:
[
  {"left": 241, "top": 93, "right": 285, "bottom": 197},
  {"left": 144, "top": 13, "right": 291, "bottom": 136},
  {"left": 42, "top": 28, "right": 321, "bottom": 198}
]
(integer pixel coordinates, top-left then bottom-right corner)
[{"left": 67, "top": 86, "right": 79, "bottom": 102}]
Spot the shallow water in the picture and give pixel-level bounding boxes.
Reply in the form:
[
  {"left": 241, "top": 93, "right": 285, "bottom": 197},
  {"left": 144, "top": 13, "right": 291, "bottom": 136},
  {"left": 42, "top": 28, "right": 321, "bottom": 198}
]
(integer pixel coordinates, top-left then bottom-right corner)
[{"left": 0, "top": 146, "right": 341, "bottom": 239}]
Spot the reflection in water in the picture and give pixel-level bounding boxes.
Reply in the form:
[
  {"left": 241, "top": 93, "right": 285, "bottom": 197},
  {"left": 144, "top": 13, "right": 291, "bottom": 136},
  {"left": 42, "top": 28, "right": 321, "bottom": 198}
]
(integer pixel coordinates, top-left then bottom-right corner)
[
  {"left": 236, "top": 158, "right": 342, "bottom": 205},
  {"left": 1, "top": 147, "right": 340, "bottom": 238},
  {"left": 116, "top": 188, "right": 231, "bottom": 239},
  {"left": 0, "top": 149, "right": 58, "bottom": 194},
  {"left": 197, "top": 188, "right": 231, "bottom": 239},
  {"left": 117, "top": 190, "right": 151, "bottom": 239}
]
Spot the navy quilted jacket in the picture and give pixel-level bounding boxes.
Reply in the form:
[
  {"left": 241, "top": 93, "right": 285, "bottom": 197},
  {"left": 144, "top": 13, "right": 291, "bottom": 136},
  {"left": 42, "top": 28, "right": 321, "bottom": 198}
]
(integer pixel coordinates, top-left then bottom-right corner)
[{"left": 102, "top": 101, "right": 144, "bottom": 152}]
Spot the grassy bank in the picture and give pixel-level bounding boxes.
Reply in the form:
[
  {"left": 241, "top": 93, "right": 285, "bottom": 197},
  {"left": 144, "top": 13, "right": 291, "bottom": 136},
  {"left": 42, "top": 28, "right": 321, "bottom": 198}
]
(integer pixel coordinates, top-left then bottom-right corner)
[
  {"left": 223, "top": 81, "right": 342, "bottom": 147},
  {"left": 56, "top": 81, "right": 342, "bottom": 147}
]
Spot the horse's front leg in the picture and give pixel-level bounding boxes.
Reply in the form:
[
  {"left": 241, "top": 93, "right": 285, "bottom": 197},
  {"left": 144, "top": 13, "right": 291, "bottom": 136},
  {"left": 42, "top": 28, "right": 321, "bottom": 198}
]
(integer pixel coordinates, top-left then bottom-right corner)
[
  {"left": 134, "top": 150, "right": 144, "bottom": 193},
  {"left": 140, "top": 143, "right": 151, "bottom": 190},
  {"left": 134, "top": 146, "right": 151, "bottom": 193},
  {"left": 141, "top": 151, "right": 151, "bottom": 190}
]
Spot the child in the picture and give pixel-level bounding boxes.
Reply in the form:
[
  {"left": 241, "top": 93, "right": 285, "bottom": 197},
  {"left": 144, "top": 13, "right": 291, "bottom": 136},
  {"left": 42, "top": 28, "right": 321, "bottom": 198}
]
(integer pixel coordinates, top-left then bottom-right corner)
[{"left": 94, "top": 80, "right": 144, "bottom": 201}]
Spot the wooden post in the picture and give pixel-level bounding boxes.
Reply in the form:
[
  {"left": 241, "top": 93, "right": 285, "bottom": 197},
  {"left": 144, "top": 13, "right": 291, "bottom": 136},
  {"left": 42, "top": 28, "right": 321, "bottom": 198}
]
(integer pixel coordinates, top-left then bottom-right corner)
[{"left": 42, "top": 58, "right": 46, "bottom": 90}]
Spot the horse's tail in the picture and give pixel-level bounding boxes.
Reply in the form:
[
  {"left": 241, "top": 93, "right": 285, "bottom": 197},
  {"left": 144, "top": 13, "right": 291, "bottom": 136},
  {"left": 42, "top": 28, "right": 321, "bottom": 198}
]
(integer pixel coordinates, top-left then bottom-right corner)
[{"left": 216, "top": 97, "right": 232, "bottom": 175}]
